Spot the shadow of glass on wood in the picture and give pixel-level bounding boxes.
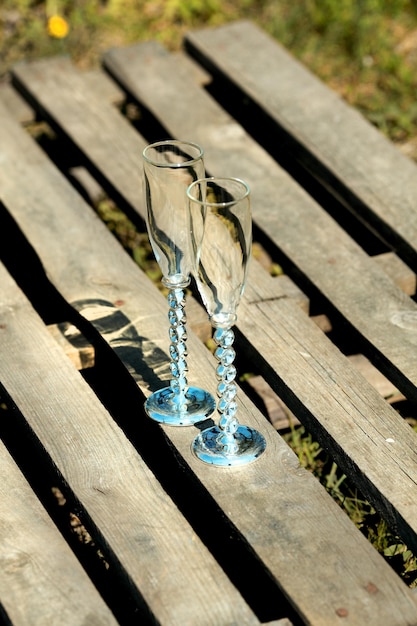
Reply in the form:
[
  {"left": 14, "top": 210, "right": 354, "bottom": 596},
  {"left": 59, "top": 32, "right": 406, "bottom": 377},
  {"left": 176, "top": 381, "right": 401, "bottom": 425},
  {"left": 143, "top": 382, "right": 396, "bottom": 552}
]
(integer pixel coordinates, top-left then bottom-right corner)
[
  {"left": 58, "top": 297, "right": 170, "bottom": 397},
  {"left": 0, "top": 602, "right": 13, "bottom": 626}
]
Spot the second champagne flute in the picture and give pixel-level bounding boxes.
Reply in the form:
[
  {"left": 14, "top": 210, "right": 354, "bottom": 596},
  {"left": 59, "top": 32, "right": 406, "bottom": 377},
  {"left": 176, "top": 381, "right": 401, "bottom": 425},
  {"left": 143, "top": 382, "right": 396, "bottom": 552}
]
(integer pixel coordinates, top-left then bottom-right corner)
[
  {"left": 142, "top": 140, "right": 215, "bottom": 425},
  {"left": 187, "top": 176, "right": 266, "bottom": 465}
]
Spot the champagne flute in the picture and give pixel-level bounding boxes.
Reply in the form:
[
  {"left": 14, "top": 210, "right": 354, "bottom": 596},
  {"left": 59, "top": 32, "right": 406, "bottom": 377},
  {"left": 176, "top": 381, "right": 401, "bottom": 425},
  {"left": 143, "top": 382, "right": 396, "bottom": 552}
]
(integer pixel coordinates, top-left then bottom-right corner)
[
  {"left": 187, "top": 176, "right": 266, "bottom": 465},
  {"left": 142, "top": 140, "right": 215, "bottom": 425}
]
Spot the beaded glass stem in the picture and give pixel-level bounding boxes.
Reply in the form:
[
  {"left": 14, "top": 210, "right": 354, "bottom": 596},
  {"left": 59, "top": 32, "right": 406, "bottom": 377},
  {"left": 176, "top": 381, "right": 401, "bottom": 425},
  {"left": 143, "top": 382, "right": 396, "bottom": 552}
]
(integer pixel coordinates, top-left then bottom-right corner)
[
  {"left": 214, "top": 327, "right": 239, "bottom": 454},
  {"left": 187, "top": 177, "right": 266, "bottom": 465},
  {"left": 142, "top": 141, "right": 215, "bottom": 425}
]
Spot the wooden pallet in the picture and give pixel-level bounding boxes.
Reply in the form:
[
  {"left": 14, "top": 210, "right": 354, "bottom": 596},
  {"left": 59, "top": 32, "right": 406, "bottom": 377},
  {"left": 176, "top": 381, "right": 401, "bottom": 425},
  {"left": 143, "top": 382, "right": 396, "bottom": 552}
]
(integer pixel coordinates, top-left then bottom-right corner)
[{"left": 0, "top": 19, "right": 417, "bottom": 626}]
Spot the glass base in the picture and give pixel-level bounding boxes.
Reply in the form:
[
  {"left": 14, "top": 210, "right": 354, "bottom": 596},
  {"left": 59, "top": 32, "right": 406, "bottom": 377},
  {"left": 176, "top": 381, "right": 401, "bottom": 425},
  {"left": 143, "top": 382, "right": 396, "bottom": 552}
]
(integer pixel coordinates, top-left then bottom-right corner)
[
  {"left": 145, "top": 386, "right": 215, "bottom": 426},
  {"left": 192, "top": 424, "right": 266, "bottom": 466}
]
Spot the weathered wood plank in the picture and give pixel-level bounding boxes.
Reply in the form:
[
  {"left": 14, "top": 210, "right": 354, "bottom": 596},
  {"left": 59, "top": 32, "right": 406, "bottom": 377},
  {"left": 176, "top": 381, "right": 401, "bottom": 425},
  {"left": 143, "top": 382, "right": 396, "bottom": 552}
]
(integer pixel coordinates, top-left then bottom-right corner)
[
  {"left": 100, "top": 42, "right": 417, "bottom": 546},
  {"left": 240, "top": 278, "right": 417, "bottom": 550},
  {"left": 374, "top": 252, "right": 416, "bottom": 296},
  {"left": 0, "top": 438, "right": 117, "bottom": 625},
  {"left": 9, "top": 56, "right": 303, "bottom": 314},
  {"left": 347, "top": 353, "right": 404, "bottom": 403},
  {"left": 0, "top": 261, "right": 260, "bottom": 626},
  {"left": 48, "top": 321, "right": 95, "bottom": 369},
  {"left": 1, "top": 73, "right": 417, "bottom": 625},
  {"left": 7, "top": 45, "right": 417, "bottom": 539},
  {"left": 0, "top": 83, "right": 34, "bottom": 123},
  {"left": 185, "top": 20, "right": 417, "bottom": 267},
  {"left": 11, "top": 57, "right": 142, "bottom": 217},
  {"left": 100, "top": 39, "right": 417, "bottom": 404}
]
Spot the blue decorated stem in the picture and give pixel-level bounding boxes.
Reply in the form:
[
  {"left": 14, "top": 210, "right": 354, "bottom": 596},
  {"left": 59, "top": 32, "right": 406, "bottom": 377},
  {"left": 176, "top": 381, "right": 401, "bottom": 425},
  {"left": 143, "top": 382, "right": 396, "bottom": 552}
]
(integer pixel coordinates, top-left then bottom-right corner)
[
  {"left": 167, "top": 289, "right": 189, "bottom": 409},
  {"left": 214, "top": 327, "right": 239, "bottom": 454}
]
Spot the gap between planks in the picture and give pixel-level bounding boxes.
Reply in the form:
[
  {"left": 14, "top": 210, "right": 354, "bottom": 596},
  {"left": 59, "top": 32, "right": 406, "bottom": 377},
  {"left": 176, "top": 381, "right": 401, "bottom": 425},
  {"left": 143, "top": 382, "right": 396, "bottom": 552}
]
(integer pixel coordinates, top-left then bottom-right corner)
[{"left": 48, "top": 249, "right": 410, "bottom": 431}]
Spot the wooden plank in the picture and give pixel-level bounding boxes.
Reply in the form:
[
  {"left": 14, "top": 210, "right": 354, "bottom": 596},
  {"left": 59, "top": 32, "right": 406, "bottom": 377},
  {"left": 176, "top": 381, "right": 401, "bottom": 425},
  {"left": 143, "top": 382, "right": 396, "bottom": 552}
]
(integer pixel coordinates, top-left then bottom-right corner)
[
  {"left": 0, "top": 438, "right": 117, "bottom": 626},
  {"left": 63, "top": 44, "right": 415, "bottom": 564},
  {"left": 1, "top": 72, "right": 417, "bottom": 626},
  {"left": 11, "top": 57, "right": 142, "bottom": 217},
  {"left": 8, "top": 56, "right": 303, "bottom": 313},
  {"left": 100, "top": 39, "right": 417, "bottom": 403},
  {"left": 172, "top": 50, "right": 212, "bottom": 86},
  {"left": 82, "top": 68, "right": 126, "bottom": 105},
  {"left": 373, "top": 251, "right": 416, "bottom": 296},
  {"left": 7, "top": 46, "right": 414, "bottom": 542},
  {"left": 48, "top": 321, "right": 95, "bottom": 369},
  {"left": 0, "top": 261, "right": 260, "bottom": 625},
  {"left": 240, "top": 277, "right": 417, "bottom": 551},
  {"left": 8, "top": 46, "right": 416, "bottom": 508},
  {"left": 0, "top": 83, "right": 34, "bottom": 123},
  {"left": 347, "top": 353, "right": 404, "bottom": 402},
  {"left": 184, "top": 20, "right": 417, "bottom": 267}
]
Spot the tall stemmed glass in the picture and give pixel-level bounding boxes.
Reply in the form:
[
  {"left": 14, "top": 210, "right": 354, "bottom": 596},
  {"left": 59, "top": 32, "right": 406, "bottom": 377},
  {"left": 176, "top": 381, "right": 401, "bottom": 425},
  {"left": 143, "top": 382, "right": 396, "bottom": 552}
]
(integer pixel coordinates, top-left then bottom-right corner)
[
  {"left": 187, "top": 177, "right": 266, "bottom": 465},
  {"left": 142, "top": 140, "right": 215, "bottom": 425}
]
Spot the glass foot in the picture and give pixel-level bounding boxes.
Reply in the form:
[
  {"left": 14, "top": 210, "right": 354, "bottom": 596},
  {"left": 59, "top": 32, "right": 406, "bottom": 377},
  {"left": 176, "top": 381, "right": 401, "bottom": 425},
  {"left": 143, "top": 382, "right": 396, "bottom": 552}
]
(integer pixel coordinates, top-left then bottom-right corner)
[
  {"left": 145, "top": 386, "right": 215, "bottom": 426},
  {"left": 192, "top": 424, "right": 266, "bottom": 466}
]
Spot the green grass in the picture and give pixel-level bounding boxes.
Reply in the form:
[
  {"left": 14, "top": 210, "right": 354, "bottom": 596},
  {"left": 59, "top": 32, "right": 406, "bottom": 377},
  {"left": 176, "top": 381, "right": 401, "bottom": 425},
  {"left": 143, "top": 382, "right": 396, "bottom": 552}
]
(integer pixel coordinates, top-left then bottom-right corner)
[
  {"left": 2, "top": 1, "right": 417, "bottom": 147},
  {"left": 264, "top": 0, "right": 417, "bottom": 144},
  {"left": 283, "top": 421, "right": 417, "bottom": 587}
]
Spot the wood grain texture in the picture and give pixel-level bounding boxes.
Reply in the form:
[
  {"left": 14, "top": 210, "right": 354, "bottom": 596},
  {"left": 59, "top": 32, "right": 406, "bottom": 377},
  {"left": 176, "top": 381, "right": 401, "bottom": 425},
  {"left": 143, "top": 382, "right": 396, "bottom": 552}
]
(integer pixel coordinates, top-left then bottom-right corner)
[
  {"left": 0, "top": 262, "right": 259, "bottom": 626},
  {"left": 101, "top": 42, "right": 417, "bottom": 547},
  {"left": 374, "top": 251, "right": 416, "bottom": 296},
  {"left": 12, "top": 57, "right": 143, "bottom": 216},
  {"left": 0, "top": 438, "right": 117, "bottom": 626},
  {"left": 185, "top": 20, "right": 417, "bottom": 265},
  {"left": 100, "top": 39, "right": 417, "bottom": 404},
  {"left": 1, "top": 71, "right": 417, "bottom": 624},
  {"left": 239, "top": 287, "right": 417, "bottom": 551}
]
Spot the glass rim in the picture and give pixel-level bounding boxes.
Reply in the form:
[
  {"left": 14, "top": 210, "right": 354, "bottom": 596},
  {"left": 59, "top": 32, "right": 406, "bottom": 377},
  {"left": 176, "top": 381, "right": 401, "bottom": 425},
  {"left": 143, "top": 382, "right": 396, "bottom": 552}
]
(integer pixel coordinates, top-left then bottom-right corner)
[
  {"left": 142, "top": 139, "right": 204, "bottom": 168},
  {"left": 186, "top": 176, "right": 250, "bottom": 207}
]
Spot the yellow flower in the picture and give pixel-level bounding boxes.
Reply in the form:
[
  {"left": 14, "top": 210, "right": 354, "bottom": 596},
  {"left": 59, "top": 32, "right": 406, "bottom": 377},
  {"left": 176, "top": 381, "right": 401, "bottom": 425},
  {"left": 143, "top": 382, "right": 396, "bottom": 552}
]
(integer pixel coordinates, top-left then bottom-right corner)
[{"left": 47, "top": 15, "right": 69, "bottom": 39}]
